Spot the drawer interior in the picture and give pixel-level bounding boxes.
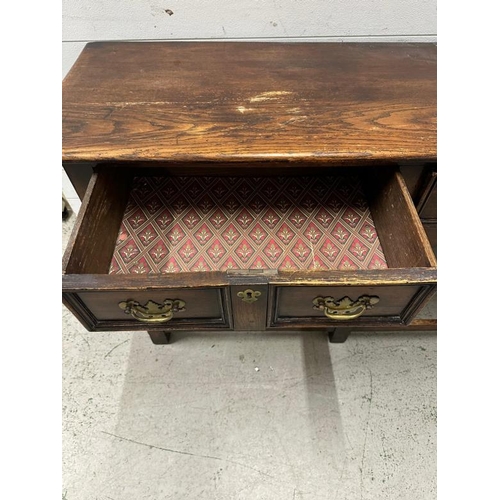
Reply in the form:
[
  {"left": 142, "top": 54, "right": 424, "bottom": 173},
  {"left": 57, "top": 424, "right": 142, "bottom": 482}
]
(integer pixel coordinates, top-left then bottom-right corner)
[
  {"left": 63, "top": 167, "right": 436, "bottom": 276},
  {"left": 110, "top": 174, "right": 388, "bottom": 274}
]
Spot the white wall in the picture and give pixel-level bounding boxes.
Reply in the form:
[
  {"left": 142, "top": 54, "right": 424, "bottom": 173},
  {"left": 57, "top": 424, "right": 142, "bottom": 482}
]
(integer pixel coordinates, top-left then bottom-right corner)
[{"left": 62, "top": 0, "right": 437, "bottom": 212}]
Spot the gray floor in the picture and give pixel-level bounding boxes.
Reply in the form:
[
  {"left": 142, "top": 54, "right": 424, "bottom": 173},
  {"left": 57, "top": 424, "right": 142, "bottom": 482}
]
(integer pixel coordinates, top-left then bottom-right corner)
[{"left": 63, "top": 215, "right": 436, "bottom": 500}]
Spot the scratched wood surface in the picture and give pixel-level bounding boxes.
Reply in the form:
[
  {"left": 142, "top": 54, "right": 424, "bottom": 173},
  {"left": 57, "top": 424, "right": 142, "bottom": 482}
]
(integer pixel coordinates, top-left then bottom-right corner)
[{"left": 62, "top": 42, "right": 437, "bottom": 164}]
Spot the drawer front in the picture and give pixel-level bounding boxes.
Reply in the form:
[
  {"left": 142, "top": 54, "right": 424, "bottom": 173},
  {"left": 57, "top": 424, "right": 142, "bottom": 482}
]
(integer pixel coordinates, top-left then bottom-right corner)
[
  {"left": 269, "top": 285, "right": 434, "bottom": 327},
  {"left": 63, "top": 168, "right": 437, "bottom": 335},
  {"left": 64, "top": 287, "right": 231, "bottom": 331}
]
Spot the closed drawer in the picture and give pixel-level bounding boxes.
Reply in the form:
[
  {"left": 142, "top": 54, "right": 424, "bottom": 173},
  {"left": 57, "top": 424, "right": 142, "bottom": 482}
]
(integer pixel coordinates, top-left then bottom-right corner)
[
  {"left": 269, "top": 282, "right": 433, "bottom": 328},
  {"left": 63, "top": 166, "right": 436, "bottom": 332},
  {"left": 63, "top": 286, "right": 230, "bottom": 331}
]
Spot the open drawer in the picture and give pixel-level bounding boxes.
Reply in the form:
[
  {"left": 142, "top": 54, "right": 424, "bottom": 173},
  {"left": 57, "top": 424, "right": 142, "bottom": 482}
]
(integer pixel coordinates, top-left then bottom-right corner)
[
  {"left": 267, "top": 169, "right": 437, "bottom": 328},
  {"left": 62, "top": 170, "right": 233, "bottom": 332},
  {"left": 62, "top": 166, "right": 436, "bottom": 332}
]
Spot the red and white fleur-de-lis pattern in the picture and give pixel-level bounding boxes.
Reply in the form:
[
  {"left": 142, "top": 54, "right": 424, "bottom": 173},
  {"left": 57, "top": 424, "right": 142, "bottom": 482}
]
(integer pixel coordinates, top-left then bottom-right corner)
[{"left": 109, "top": 175, "right": 388, "bottom": 274}]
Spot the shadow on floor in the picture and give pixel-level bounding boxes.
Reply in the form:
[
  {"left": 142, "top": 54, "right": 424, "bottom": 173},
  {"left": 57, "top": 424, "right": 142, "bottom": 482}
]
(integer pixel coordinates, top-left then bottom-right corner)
[{"left": 99, "top": 331, "right": 348, "bottom": 497}]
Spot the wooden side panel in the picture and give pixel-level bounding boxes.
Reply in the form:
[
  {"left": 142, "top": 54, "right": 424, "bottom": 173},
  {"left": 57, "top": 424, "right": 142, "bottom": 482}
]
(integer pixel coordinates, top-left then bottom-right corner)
[
  {"left": 63, "top": 170, "right": 131, "bottom": 274},
  {"left": 399, "top": 164, "right": 426, "bottom": 201},
  {"left": 366, "top": 170, "right": 436, "bottom": 269}
]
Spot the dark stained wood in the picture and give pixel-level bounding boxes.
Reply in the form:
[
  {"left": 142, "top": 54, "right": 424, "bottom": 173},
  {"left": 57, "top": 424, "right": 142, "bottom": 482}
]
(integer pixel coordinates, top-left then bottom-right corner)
[
  {"left": 269, "top": 316, "right": 404, "bottom": 329},
  {"left": 86, "top": 318, "right": 232, "bottom": 332},
  {"left": 404, "top": 319, "right": 437, "bottom": 330},
  {"left": 62, "top": 44, "right": 437, "bottom": 341},
  {"left": 62, "top": 170, "right": 131, "bottom": 274},
  {"left": 423, "top": 222, "right": 437, "bottom": 251},
  {"left": 328, "top": 328, "right": 350, "bottom": 343},
  {"left": 230, "top": 285, "right": 268, "bottom": 331},
  {"left": 271, "top": 267, "right": 437, "bottom": 286},
  {"left": 274, "top": 285, "right": 421, "bottom": 318},
  {"left": 64, "top": 162, "right": 434, "bottom": 202},
  {"left": 62, "top": 267, "right": 436, "bottom": 292},
  {"left": 334, "top": 319, "right": 437, "bottom": 333},
  {"left": 90, "top": 162, "right": 401, "bottom": 177},
  {"left": 77, "top": 288, "right": 225, "bottom": 321},
  {"left": 62, "top": 162, "right": 95, "bottom": 200},
  {"left": 417, "top": 170, "right": 437, "bottom": 220},
  {"left": 64, "top": 161, "right": 405, "bottom": 203},
  {"left": 63, "top": 42, "right": 436, "bottom": 165},
  {"left": 366, "top": 170, "right": 437, "bottom": 268},
  {"left": 62, "top": 272, "right": 229, "bottom": 292},
  {"left": 63, "top": 293, "right": 98, "bottom": 331},
  {"left": 62, "top": 168, "right": 437, "bottom": 336},
  {"left": 399, "top": 163, "right": 427, "bottom": 201},
  {"left": 62, "top": 288, "right": 232, "bottom": 331},
  {"left": 269, "top": 284, "right": 435, "bottom": 327},
  {"left": 148, "top": 331, "right": 171, "bottom": 345},
  {"left": 400, "top": 285, "right": 436, "bottom": 324},
  {"left": 400, "top": 163, "right": 437, "bottom": 255}
]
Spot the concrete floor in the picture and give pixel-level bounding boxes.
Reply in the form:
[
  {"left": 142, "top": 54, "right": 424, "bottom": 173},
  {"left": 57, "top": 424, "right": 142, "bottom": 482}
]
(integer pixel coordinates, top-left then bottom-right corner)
[{"left": 63, "top": 215, "right": 436, "bottom": 500}]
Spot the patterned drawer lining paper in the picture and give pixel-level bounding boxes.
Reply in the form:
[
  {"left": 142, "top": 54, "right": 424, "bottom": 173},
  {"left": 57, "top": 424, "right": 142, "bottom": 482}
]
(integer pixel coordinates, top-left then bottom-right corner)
[{"left": 109, "top": 175, "right": 388, "bottom": 274}]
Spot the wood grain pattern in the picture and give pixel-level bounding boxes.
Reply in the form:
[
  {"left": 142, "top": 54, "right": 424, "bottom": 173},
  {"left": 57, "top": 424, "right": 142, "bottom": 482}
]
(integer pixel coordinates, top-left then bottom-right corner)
[
  {"left": 273, "top": 285, "right": 421, "bottom": 319},
  {"left": 366, "top": 170, "right": 436, "bottom": 268},
  {"left": 63, "top": 42, "right": 436, "bottom": 164},
  {"left": 230, "top": 285, "right": 268, "bottom": 331},
  {"left": 63, "top": 288, "right": 232, "bottom": 331},
  {"left": 77, "top": 288, "right": 224, "bottom": 321},
  {"left": 269, "top": 280, "right": 435, "bottom": 327},
  {"left": 399, "top": 163, "right": 429, "bottom": 201},
  {"left": 62, "top": 42, "right": 437, "bottom": 338},
  {"left": 62, "top": 171, "right": 131, "bottom": 274},
  {"left": 62, "top": 267, "right": 436, "bottom": 292},
  {"left": 400, "top": 284, "right": 436, "bottom": 324}
]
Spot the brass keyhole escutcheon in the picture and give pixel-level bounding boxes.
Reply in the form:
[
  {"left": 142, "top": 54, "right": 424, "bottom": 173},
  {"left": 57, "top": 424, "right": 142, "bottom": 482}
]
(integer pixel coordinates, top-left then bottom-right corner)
[{"left": 237, "top": 289, "right": 261, "bottom": 303}]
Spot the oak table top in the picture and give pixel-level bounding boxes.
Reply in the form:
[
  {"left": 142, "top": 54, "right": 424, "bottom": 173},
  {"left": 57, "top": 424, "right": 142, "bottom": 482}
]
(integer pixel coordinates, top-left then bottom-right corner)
[{"left": 62, "top": 42, "right": 436, "bottom": 165}]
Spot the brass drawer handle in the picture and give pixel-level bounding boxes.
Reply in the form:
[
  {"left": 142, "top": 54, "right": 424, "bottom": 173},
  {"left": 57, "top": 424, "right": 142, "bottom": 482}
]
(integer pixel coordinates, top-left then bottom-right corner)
[
  {"left": 118, "top": 299, "right": 186, "bottom": 323},
  {"left": 312, "top": 295, "right": 379, "bottom": 321}
]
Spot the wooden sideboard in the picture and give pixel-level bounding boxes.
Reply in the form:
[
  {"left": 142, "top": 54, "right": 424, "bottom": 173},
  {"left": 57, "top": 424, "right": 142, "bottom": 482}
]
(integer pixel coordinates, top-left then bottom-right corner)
[{"left": 62, "top": 42, "right": 437, "bottom": 343}]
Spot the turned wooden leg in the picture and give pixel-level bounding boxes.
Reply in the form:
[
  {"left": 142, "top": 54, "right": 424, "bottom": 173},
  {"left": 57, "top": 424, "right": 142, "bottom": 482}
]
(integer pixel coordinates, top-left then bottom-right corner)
[
  {"left": 148, "top": 331, "right": 171, "bottom": 345},
  {"left": 328, "top": 327, "right": 350, "bottom": 344}
]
